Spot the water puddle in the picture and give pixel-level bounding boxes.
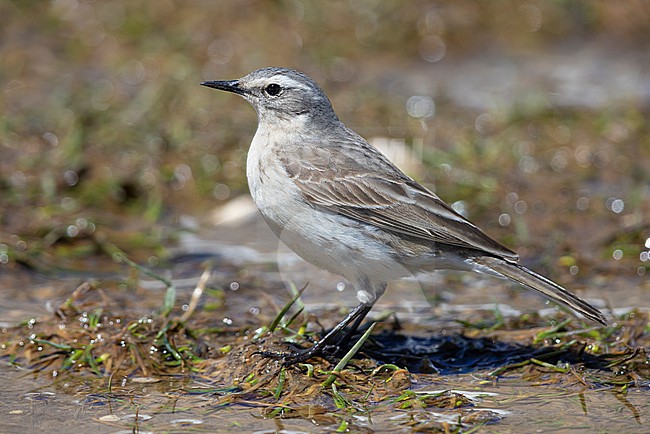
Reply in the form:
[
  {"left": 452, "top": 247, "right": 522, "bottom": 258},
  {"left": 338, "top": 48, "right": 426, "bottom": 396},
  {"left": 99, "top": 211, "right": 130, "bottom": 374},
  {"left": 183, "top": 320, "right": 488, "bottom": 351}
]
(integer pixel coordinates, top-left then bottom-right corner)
[{"left": 1, "top": 360, "right": 647, "bottom": 433}]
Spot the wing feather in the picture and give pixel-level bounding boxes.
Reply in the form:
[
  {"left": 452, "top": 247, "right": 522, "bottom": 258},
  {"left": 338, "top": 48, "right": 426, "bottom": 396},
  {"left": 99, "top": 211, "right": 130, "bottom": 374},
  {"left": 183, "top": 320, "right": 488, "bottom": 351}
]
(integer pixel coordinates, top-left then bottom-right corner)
[{"left": 278, "top": 137, "right": 518, "bottom": 261}]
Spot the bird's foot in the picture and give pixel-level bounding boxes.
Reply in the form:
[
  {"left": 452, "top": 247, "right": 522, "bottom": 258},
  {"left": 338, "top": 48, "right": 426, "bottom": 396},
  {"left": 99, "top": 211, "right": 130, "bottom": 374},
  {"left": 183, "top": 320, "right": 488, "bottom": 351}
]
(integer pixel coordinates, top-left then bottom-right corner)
[
  {"left": 254, "top": 342, "right": 343, "bottom": 366},
  {"left": 255, "top": 303, "right": 374, "bottom": 366}
]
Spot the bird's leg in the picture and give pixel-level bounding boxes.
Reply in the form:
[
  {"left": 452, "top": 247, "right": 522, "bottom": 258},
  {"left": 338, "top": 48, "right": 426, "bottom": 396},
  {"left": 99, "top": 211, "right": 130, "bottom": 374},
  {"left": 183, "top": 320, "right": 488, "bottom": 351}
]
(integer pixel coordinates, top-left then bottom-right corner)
[
  {"left": 279, "top": 303, "right": 372, "bottom": 365},
  {"left": 329, "top": 304, "right": 372, "bottom": 350},
  {"left": 331, "top": 280, "right": 387, "bottom": 350}
]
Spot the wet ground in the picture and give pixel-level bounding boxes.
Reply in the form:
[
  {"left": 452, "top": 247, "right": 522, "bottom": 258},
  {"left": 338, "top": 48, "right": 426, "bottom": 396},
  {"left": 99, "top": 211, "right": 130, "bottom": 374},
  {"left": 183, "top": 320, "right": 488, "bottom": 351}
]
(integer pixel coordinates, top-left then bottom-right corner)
[
  {"left": 2, "top": 1, "right": 650, "bottom": 433},
  {"left": 2, "top": 216, "right": 649, "bottom": 432},
  {"left": 2, "top": 362, "right": 648, "bottom": 433}
]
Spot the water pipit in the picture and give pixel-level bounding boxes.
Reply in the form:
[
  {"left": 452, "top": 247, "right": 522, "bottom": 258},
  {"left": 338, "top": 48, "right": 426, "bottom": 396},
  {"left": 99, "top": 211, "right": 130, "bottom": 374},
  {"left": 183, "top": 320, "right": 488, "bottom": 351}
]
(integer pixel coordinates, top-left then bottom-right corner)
[{"left": 202, "top": 67, "right": 606, "bottom": 364}]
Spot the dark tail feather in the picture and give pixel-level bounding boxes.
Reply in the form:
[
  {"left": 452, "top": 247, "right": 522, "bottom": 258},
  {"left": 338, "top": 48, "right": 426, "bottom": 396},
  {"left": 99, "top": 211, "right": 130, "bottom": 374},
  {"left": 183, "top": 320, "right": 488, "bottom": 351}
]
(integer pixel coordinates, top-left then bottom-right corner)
[{"left": 474, "top": 256, "right": 607, "bottom": 325}]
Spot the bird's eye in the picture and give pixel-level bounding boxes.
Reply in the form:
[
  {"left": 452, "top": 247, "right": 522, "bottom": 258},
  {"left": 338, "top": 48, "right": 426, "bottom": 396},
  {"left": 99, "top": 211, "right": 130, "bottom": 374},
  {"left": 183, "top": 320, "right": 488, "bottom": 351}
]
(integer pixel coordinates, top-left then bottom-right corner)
[{"left": 264, "top": 83, "right": 282, "bottom": 97}]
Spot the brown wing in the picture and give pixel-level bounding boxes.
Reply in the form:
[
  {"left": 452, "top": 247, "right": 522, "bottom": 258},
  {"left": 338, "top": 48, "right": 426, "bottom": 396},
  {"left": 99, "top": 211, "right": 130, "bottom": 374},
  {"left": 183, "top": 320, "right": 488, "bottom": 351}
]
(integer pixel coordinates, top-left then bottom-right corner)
[{"left": 278, "top": 139, "right": 518, "bottom": 261}]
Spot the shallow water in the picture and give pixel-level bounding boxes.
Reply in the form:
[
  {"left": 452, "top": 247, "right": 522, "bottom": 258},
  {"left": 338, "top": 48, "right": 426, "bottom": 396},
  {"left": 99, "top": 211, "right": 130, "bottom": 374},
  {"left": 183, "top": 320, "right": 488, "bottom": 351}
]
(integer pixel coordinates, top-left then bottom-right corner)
[{"left": 1, "top": 362, "right": 647, "bottom": 433}]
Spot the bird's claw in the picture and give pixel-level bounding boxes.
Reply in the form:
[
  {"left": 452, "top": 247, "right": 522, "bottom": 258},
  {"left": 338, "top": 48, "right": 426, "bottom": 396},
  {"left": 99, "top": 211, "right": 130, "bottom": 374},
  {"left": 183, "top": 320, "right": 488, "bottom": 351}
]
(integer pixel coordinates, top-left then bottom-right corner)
[{"left": 254, "top": 343, "right": 342, "bottom": 366}]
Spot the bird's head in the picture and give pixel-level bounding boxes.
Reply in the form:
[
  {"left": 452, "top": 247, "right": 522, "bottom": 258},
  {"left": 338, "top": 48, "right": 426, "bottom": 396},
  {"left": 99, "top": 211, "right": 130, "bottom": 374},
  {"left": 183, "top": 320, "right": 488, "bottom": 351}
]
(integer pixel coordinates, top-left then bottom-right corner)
[{"left": 202, "top": 67, "right": 339, "bottom": 127}]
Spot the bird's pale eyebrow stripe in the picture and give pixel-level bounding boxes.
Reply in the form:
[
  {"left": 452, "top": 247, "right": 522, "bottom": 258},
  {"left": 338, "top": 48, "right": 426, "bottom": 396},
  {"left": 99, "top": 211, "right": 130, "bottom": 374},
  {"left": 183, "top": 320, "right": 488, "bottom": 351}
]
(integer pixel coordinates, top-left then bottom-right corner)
[{"left": 251, "top": 75, "right": 310, "bottom": 91}]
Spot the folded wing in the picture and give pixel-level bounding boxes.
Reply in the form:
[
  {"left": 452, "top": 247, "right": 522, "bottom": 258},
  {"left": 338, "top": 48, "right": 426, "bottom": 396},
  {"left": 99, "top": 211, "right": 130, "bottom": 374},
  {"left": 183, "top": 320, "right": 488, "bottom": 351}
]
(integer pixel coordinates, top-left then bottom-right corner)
[{"left": 278, "top": 139, "right": 518, "bottom": 261}]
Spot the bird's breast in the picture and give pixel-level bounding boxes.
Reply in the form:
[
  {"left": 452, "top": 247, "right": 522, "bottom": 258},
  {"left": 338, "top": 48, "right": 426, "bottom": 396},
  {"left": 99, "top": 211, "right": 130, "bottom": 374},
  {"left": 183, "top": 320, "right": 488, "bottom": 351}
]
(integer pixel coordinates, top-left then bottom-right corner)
[{"left": 246, "top": 130, "right": 305, "bottom": 230}]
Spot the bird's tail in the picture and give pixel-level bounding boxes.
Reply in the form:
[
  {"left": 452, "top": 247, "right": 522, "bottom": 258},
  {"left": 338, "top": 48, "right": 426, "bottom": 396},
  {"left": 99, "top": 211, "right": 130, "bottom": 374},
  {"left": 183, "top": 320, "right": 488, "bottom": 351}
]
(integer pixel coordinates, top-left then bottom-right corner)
[{"left": 473, "top": 256, "right": 607, "bottom": 325}]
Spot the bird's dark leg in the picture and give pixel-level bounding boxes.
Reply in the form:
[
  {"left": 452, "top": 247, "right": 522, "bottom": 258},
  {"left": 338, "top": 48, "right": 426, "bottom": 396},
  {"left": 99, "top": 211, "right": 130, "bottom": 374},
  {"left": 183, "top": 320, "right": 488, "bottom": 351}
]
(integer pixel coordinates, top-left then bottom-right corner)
[
  {"left": 330, "top": 304, "right": 373, "bottom": 349},
  {"left": 328, "top": 279, "right": 387, "bottom": 350},
  {"left": 280, "top": 303, "right": 372, "bottom": 365}
]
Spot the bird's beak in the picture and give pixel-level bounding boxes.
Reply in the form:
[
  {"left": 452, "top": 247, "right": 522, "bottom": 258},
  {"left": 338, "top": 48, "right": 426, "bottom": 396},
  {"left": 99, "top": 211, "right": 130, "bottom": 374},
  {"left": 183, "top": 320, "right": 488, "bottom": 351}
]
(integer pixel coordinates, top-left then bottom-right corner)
[{"left": 201, "top": 80, "right": 246, "bottom": 95}]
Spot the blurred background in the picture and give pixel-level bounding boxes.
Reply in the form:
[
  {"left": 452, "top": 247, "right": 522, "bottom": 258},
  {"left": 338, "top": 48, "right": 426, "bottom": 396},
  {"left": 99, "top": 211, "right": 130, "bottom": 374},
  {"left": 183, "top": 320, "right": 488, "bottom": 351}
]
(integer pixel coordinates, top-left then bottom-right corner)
[{"left": 1, "top": 0, "right": 649, "bottom": 306}]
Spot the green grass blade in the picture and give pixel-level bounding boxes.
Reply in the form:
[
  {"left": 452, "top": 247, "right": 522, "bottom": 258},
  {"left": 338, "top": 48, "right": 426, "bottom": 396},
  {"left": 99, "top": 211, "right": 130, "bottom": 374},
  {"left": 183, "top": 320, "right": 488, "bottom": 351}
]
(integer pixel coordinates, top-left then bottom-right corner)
[
  {"left": 268, "top": 283, "right": 308, "bottom": 332},
  {"left": 322, "top": 322, "right": 376, "bottom": 388}
]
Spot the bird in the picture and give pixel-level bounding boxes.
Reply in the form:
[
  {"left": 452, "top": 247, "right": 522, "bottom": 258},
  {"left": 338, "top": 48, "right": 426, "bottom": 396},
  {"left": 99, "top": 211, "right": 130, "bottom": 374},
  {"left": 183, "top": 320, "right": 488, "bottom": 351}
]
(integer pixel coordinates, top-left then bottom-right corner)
[{"left": 201, "top": 67, "right": 606, "bottom": 364}]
